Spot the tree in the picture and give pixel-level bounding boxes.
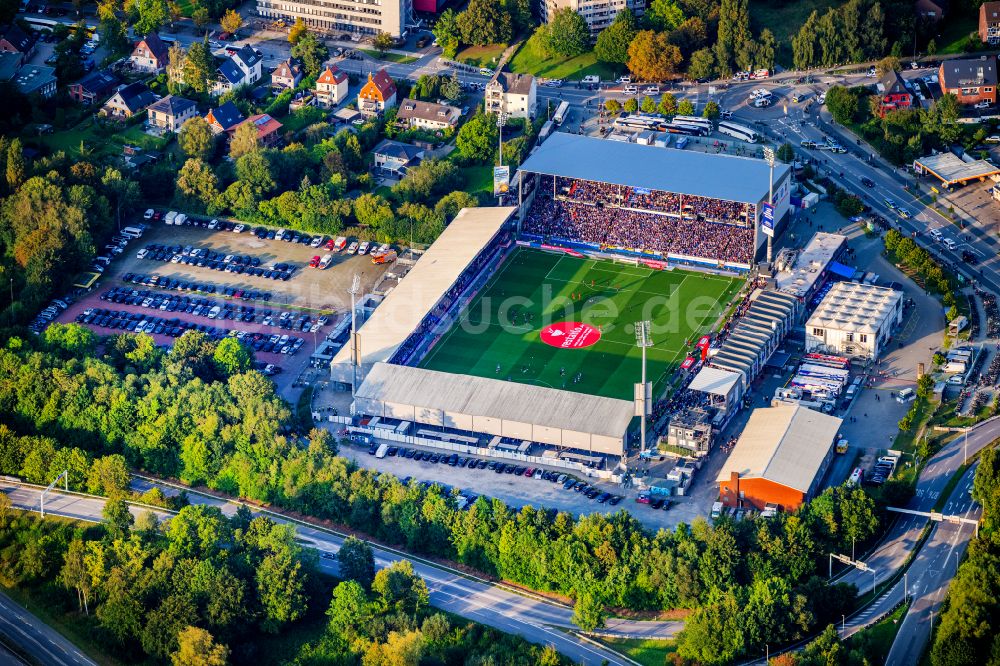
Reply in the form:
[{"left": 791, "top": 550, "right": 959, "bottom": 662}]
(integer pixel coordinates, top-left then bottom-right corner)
[
  {"left": 435, "top": 190, "right": 477, "bottom": 221},
  {"left": 230, "top": 122, "right": 259, "bottom": 158},
  {"left": 647, "top": 0, "right": 685, "bottom": 31},
  {"left": 102, "top": 497, "right": 133, "bottom": 539},
  {"left": 59, "top": 539, "right": 91, "bottom": 615},
  {"left": 393, "top": 158, "right": 459, "bottom": 203},
  {"left": 133, "top": 0, "right": 168, "bottom": 35},
  {"left": 86, "top": 454, "right": 130, "bottom": 497},
  {"left": 6, "top": 137, "right": 24, "bottom": 190},
  {"left": 362, "top": 630, "right": 425, "bottom": 666},
  {"left": 327, "top": 580, "right": 371, "bottom": 636},
  {"left": 605, "top": 98, "right": 622, "bottom": 114},
  {"left": 353, "top": 193, "right": 394, "bottom": 230},
  {"left": 288, "top": 17, "right": 308, "bottom": 44},
  {"left": 167, "top": 1, "right": 181, "bottom": 27},
  {"left": 440, "top": 72, "right": 462, "bottom": 101},
  {"left": 373, "top": 31, "right": 394, "bottom": 57},
  {"left": 623, "top": 97, "right": 638, "bottom": 113},
  {"left": 714, "top": 0, "right": 750, "bottom": 75},
  {"left": 219, "top": 8, "right": 242, "bottom": 34},
  {"left": 776, "top": 142, "right": 795, "bottom": 163},
  {"left": 757, "top": 28, "right": 777, "bottom": 72},
  {"left": 101, "top": 168, "right": 141, "bottom": 231},
  {"left": 876, "top": 55, "right": 900, "bottom": 75},
  {"left": 179, "top": 117, "right": 214, "bottom": 160},
  {"left": 183, "top": 40, "right": 215, "bottom": 94},
  {"left": 456, "top": 112, "right": 499, "bottom": 163},
  {"left": 457, "top": 0, "right": 513, "bottom": 46},
  {"left": 176, "top": 158, "right": 220, "bottom": 208},
  {"left": 657, "top": 93, "right": 677, "bottom": 115},
  {"left": 291, "top": 32, "right": 328, "bottom": 77},
  {"left": 142, "top": 594, "right": 199, "bottom": 658},
  {"left": 639, "top": 95, "right": 655, "bottom": 113},
  {"left": 538, "top": 8, "right": 589, "bottom": 57},
  {"left": 192, "top": 6, "right": 209, "bottom": 29},
  {"left": 43, "top": 322, "right": 95, "bottom": 355},
  {"left": 825, "top": 85, "right": 859, "bottom": 124},
  {"left": 595, "top": 9, "right": 636, "bottom": 64},
  {"left": 627, "top": 30, "right": 683, "bottom": 81},
  {"left": 677, "top": 99, "right": 695, "bottom": 115},
  {"left": 338, "top": 536, "right": 376, "bottom": 588},
  {"left": 172, "top": 627, "right": 229, "bottom": 666},
  {"left": 432, "top": 9, "right": 461, "bottom": 59},
  {"left": 572, "top": 591, "right": 605, "bottom": 631},
  {"left": 213, "top": 338, "right": 252, "bottom": 376},
  {"left": 257, "top": 549, "right": 309, "bottom": 632},
  {"left": 927, "top": 38, "right": 937, "bottom": 55},
  {"left": 702, "top": 100, "right": 720, "bottom": 119},
  {"left": 371, "top": 561, "right": 429, "bottom": 617},
  {"left": 687, "top": 47, "right": 715, "bottom": 80},
  {"left": 792, "top": 10, "right": 819, "bottom": 71}
]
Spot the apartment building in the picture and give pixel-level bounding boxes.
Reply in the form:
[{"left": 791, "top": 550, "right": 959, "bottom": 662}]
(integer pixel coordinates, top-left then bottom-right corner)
[
  {"left": 256, "top": 0, "right": 410, "bottom": 38},
  {"left": 939, "top": 56, "right": 997, "bottom": 107},
  {"left": 484, "top": 70, "right": 536, "bottom": 119},
  {"left": 537, "top": 0, "right": 646, "bottom": 34},
  {"left": 981, "top": 1, "right": 1000, "bottom": 45}
]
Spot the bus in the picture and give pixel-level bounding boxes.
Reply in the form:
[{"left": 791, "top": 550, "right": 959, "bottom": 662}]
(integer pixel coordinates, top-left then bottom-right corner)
[
  {"left": 552, "top": 101, "right": 570, "bottom": 125},
  {"left": 717, "top": 120, "right": 759, "bottom": 143},
  {"left": 664, "top": 122, "right": 706, "bottom": 136},
  {"left": 672, "top": 115, "right": 713, "bottom": 131},
  {"left": 614, "top": 116, "right": 659, "bottom": 132}
]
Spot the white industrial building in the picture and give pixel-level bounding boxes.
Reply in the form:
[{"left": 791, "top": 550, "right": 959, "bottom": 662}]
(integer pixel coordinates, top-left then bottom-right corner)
[{"left": 805, "top": 282, "right": 903, "bottom": 360}]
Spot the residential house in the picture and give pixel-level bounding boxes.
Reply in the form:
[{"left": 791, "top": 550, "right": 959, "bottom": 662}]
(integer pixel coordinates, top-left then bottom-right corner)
[
  {"left": 396, "top": 98, "right": 461, "bottom": 131},
  {"left": 213, "top": 45, "right": 263, "bottom": 95},
  {"left": 13, "top": 64, "right": 56, "bottom": 98},
  {"left": 372, "top": 139, "right": 423, "bottom": 175},
  {"left": 204, "top": 101, "right": 245, "bottom": 134},
  {"left": 915, "top": 0, "right": 946, "bottom": 21},
  {"left": 484, "top": 70, "right": 537, "bottom": 119},
  {"left": 129, "top": 32, "right": 170, "bottom": 73},
  {"left": 147, "top": 94, "right": 199, "bottom": 132},
  {"left": 0, "top": 24, "right": 36, "bottom": 61},
  {"left": 233, "top": 113, "right": 283, "bottom": 148},
  {"left": 315, "top": 64, "right": 349, "bottom": 109},
  {"left": 981, "top": 1, "right": 1000, "bottom": 45},
  {"left": 358, "top": 69, "right": 397, "bottom": 119},
  {"left": 102, "top": 82, "right": 158, "bottom": 119},
  {"left": 271, "top": 57, "right": 303, "bottom": 90},
  {"left": 876, "top": 70, "right": 914, "bottom": 117},
  {"left": 68, "top": 69, "right": 119, "bottom": 105},
  {"left": 939, "top": 56, "right": 997, "bottom": 107}
]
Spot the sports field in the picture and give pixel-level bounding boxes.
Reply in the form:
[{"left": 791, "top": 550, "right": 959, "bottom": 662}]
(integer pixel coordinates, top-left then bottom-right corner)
[{"left": 419, "top": 248, "right": 744, "bottom": 400}]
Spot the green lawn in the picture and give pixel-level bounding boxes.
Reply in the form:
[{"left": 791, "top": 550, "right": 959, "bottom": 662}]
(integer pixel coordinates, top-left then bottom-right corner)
[
  {"left": 455, "top": 43, "right": 508, "bottom": 68},
  {"left": 508, "top": 33, "right": 618, "bottom": 81},
  {"left": 595, "top": 637, "right": 676, "bottom": 666},
  {"left": 847, "top": 601, "right": 910, "bottom": 664},
  {"left": 461, "top": 165, "right": 494, "bottom": 196},
  {"left": 359, "top": 49, "right": 419, "bottom": 64},
  {"left": 420, "top": 248, "right": 742, "bottom": 400},
  {"left": 936, "top": 13, "right": 979, "bottom": 54}
]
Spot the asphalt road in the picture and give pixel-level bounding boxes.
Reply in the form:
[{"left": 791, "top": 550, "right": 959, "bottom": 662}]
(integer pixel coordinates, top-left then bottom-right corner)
[
  {"left": 3, "top": 480, "right": 679, "bottom": 665},
  {"left": 0, "top": 589, "right": 96, "bottom": 666}
]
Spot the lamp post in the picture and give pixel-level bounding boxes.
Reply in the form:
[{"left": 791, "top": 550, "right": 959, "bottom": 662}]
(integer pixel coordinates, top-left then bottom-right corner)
[
  {"left": 635, "top": 320, "right": 653, "bottom": 458},
  {"left": 348, "top": 273, "right": 361, "bottom": 398},
  {"left": 763, "top": 146, "right": 776, "bottom": 265}
]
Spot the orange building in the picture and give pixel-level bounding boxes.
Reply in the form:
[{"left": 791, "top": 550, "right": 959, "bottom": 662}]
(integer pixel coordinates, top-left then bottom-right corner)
[
  {"left": 716, "top": 404, "right": 842, "bottom": 513},
  {"left": 358, "top": 69, "right": 397, "bottom": 119}
]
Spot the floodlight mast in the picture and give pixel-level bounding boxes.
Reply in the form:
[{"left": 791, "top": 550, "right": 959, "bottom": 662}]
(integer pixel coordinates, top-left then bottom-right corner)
[
  {"left": 349, "top": 273, "right": 361, "bottom": 397},
  {"left": 635, "top": 321, "right": 653, "bottom": 460}
]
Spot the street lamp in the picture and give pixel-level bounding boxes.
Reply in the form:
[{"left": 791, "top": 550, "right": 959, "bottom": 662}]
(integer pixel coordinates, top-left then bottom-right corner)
[
  {"left": 348, "top": 273, "right": 361, "bottom": 398},
  {"left": 635, "top": 320, "right": 653, "bottom": 458},
  {"left": 763, "top": 146, "right": 776, "bottom": 265}
]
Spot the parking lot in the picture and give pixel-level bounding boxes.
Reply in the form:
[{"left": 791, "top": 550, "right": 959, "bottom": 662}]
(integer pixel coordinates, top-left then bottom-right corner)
[{"left": 43, "top": 214, "right": 391, "bottom": 391}]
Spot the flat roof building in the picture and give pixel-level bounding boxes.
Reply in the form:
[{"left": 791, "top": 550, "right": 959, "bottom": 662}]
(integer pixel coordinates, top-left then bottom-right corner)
[
  {"left": 914, "top": 152, "right": 1000, "bottom": 187},
  {"left": 772, "top": 232, "right": 848, "bottom": 301},
  {"left": 805, "top": 282, "right": 904, "bottom": 361},
  {"left": 256, "top": 0, "right": 410, "bottom": 37},
  {"left": 716, "top": 404, "right": 842, "bottom": 511}
]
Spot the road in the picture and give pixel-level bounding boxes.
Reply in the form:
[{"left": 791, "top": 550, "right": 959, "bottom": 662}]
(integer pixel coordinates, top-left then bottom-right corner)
[
  {"left": 3, "top": 479, "right": 680, "bottom": 665},
  {"left": 0, "top": 589, "right": 96, "bottom": 666}
]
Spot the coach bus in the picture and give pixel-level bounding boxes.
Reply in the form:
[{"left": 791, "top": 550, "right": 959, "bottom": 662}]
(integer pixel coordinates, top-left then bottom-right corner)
[
  {"left": 672, "top": 115, "right": 713, "bottom": 131},
  {"left": 614, "top": 116, "right": 660, "bottom": 132},
  {"left": 553, "top": 101, "right": 570, "bottom": 125},
  {"left": 717, "top": 120, "right": 759, "bottom": 143},
  {"left": 663, "top": 122, "right": 706, "bottom": 137}
]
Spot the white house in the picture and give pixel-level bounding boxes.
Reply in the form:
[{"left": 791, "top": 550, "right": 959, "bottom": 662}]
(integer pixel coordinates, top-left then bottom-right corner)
[
  {"left": 212, "top": 45, "right": 263, "bottom": 96},
  {"left": 315, "top": 64, "right": 349, "bottom": 108},
  {"left": 373, "top": 139, "right": 423, "bottom": 174},
  {"left": 396, "top": 98, "right": 461, "bottom": 131},
  {"left": 484, "top": 70, "right": 537, "bottom": 119},
  {"left": 805, "top": 282, "right": 904, "bottom": 361}
]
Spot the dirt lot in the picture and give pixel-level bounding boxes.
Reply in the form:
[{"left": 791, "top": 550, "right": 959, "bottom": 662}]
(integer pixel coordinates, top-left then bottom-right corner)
[{"left": 108, "top": 222, "right": 389, "bottom": 313}]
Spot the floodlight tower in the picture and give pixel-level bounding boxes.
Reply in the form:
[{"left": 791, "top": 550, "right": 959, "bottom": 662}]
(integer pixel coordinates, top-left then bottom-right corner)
[
  {"left": 635, "top": 321, "right": 653, "bottom": 458},
  {"left": 497, "top": 111, "right": 508, "bottom": 167},
  {"left": 763, "top": 146, "right": 776, "bottom": 265},
  {"left": 349, "top": 273, "right": 361, "bottom": 397}
]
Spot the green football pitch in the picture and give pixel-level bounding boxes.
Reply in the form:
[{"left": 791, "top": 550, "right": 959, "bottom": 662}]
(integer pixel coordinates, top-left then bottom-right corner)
[{"left": 419, "top": 248, "right": 744, "bottom": 400}]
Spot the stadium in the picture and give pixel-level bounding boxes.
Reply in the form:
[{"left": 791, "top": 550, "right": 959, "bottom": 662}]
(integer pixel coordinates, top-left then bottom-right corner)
[{"left": 331, "top": 139, "right": 788, "bottom": 468}]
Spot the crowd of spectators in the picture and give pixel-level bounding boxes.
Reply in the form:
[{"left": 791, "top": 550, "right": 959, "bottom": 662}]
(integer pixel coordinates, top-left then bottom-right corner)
[
  {"left": 554, "top": 177, "right": 754, "bottom": 226},
  {"left": 524, "top": 195, "right": 754, "bottom": 265}
]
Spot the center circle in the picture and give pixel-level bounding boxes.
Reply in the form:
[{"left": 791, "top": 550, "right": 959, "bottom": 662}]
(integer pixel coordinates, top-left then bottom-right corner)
[{"left": 539, "top": 321, "right": 601, "bottom": 349}]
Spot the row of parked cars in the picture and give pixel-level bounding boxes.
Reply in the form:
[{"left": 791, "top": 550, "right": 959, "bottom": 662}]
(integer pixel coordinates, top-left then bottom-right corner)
[
  {"left": 137, "top": 244, "right": 296, "bottom": 281},
  {"left": 120, "top": 273, "right": 274, "bottom": 302},
  {"left": 28, "top": 297, "right": 73, "bottom": 334},
  {"left": 100, "top": 287, "right": 260, "bottom": 323},
  {"left": 77, "top": 308, "right": 236, "bottom": 340}
]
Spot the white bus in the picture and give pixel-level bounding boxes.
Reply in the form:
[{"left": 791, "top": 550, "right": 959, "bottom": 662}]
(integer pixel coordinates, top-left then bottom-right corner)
[
  {"left": 552, "top": 101, "right": 570, "bottom": 125},
  {"left": 664, "top": 122, "right": 706, "bottom": 136},
  {"left": 614, "top": 116, "right": 659, "bottom": 132},
  {"left": 672, "top": 115, "right": 713, "bottom": 130},
  {"left": 717, "top": 120, "right": 759, "bottom": 143}
]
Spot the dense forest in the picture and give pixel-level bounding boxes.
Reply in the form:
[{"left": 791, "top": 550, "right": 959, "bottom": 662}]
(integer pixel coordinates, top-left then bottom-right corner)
[{"left": 0, "top": 325, "right": 886, "bottom": 662}]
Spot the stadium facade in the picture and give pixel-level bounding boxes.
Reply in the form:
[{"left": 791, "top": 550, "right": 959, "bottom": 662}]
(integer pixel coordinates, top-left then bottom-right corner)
[{"left": 515, "top": 133, "right": 792, "bottom": 271}]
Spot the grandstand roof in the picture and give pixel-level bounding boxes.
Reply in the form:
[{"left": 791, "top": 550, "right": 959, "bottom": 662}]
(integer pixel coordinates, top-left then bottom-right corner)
[
  {"left": 517, "top": 133, "right": 789, "bottom": 204},
  {"left": 329, "top": 207, "right": 515, "bottom": 382},
  {"left": 355, "top": 362, "right": 634, "bottom": 455}
]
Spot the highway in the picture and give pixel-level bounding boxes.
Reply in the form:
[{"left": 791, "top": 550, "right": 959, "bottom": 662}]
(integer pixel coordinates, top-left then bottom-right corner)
[
  {"left": 0, "top": 589, "right": 96, "bottom": 666},
  {"left": 3, "top": 479, "right": 680, "bottom": 666}
]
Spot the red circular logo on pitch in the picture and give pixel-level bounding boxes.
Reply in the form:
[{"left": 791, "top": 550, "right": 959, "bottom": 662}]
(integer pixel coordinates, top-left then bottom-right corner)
[{"left": 540, "top": 322, "right": 601, "bottom": 349}]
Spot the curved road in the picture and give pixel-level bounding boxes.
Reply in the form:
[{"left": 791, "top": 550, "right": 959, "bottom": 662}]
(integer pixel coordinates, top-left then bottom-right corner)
[
  {"left": 0, "top": 589, "right": 95, "bottom": 666},
  {"left": 3, "top": 479, "right": 680, "bottom": 666}
]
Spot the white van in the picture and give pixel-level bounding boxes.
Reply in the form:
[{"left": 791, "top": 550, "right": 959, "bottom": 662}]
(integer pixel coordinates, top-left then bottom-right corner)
[
  {"left": 582, "top": 75, "right": 600, "bottom": 84},
  {"left": 943, "top": 238, "right": 957, "bottom": 250},
  {"left": 174, "top": 213, "right": 188, "bottom": 226},
  {"left": 896, "top": 387, "right": 916, "bottom": 404},
  {"left": 164, "top": 211, "right": 178, "bottom": 225},
  {"left": 711, "top": 501, "right": 723, "bottom": 519},
  {"left": 375, "top": 443, "right": 389, "bottom": 459},
  {"left": 121, "top": 226, "right": 144, "bottom": 238}
]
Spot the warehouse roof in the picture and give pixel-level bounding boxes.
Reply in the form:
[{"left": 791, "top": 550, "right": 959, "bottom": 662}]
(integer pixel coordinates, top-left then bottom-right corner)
[
  {"left": 518, "top": 133, "right": 788, "bottom": 204},
  {"left": 357, "top": 362, "right": 635, "bottom": 440},
  {"left": 807, "top": 282, "right": 902, "bottom": 334},
  {"left": 716, "top": 404, "right": 843, "bottom": 492},
  {"left": 330, "top": 207, "right": 515, "bottom": 377}
]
